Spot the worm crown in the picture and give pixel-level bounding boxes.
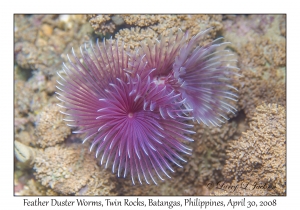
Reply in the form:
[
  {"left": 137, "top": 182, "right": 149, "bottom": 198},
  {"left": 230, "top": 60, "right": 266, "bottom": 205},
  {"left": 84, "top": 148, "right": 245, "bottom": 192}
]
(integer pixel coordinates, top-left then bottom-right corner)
[{"left": 56, "top": 28, "right": 239, "bottom": 185}]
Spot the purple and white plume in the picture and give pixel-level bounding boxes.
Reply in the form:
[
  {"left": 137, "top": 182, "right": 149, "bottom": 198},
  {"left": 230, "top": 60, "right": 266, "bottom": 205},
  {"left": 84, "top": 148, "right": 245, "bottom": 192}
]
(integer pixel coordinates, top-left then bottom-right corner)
[
  {"left": 133, "top": 28, "right": 239, "bottom": 126},
  {"left": 56, "top": 28, "right": 238, "bottom": 184},
  {"left": 56, "top": 39, "right": 194, "bottom": 184}
]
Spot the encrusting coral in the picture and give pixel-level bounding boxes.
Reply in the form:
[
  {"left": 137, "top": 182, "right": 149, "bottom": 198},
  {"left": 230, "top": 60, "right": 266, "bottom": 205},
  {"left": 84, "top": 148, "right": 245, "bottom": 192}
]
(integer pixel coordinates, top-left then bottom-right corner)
[
  {"left": 115, "top": 27, "right": 158, "bottom": 49},
  {"left": 35, "top": 104, "right": 71, "bottom": 148},
  {"left": 86, "top": 14, "right": 116, "bottom": 36},
  {"left": 218, "top": 103, "right": 286, "bottom": 195},
  {"left": 121, "top": 14, "right": 161, "bottom": 27},
  {"left": 33, "top": 144, "right": 116, "bottom": 195},
  {"left": 86, "top": 14, "right": 223, "bottom": 50},
  {"left": 118, "top": 14, "right": 222, "bottom": 38},
  {"left": 222, "top": 15, "right": 286, "bottom": 120}
]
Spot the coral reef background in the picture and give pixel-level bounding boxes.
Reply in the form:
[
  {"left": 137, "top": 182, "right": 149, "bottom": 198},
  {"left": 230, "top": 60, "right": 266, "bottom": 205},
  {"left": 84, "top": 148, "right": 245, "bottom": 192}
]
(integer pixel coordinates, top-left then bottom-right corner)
[{"left": 14, "top": 14, "right": 286, "bottom": 196}]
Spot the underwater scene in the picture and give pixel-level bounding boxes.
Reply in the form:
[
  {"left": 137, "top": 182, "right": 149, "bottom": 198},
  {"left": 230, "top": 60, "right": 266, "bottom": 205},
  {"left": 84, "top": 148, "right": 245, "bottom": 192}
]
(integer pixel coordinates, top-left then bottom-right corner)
[{"left": 14, "top": 14, "right": 286, "bottom": 196}]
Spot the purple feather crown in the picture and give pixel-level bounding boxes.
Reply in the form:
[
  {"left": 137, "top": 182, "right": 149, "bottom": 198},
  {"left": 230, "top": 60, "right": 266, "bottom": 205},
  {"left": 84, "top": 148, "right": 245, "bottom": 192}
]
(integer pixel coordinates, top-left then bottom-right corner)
[{"left": 56, "top": 28, "right": 239, "bottom": 185}]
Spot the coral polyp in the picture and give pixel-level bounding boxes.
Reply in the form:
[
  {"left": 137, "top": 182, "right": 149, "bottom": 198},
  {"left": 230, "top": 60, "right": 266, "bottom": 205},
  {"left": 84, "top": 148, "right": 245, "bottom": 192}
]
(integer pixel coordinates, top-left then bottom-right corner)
[{"left": 56, "top": 28, "right": 238, "bottom": 184}]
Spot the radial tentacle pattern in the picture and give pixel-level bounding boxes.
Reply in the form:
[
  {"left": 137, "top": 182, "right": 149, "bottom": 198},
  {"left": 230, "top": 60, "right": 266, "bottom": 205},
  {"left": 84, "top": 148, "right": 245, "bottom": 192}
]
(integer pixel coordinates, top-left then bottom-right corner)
[
  {"left": 128, "top": 29, "right": 192, "bottom": 119},
  {"left": 56, "top": 28, "right": 239, "bottom": 185},
  {"left": 172, "top": 28, "right": 239, "bottom": 126},
  {"left": 132, "top": 28, "right": 239, "bottom": 126},
  {"left": 56, "top": 38, "right": 194, "bottom": 184}
]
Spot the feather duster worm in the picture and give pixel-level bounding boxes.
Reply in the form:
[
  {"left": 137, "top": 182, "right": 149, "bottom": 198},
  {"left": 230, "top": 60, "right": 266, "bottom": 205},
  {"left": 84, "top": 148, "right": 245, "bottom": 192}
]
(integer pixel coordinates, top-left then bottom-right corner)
[
  {"left": 132, "top": 28, "right": 239, "bottom": 126},
  {"left": 56, "top": 28, "right": 238, "bottom": 184},
  {"left": 56, "top": 39, "right": 194, "bottom": 184}
]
